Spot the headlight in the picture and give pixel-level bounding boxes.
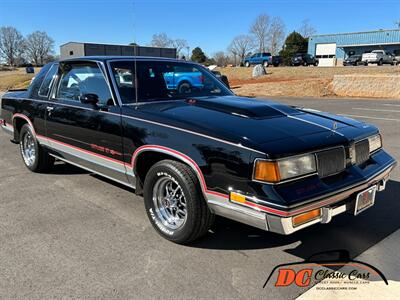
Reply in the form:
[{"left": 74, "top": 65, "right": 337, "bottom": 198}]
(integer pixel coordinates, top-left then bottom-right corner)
[
  {"left": 254, "top": 154, "right": 317, "bottom": 183},
  {"left": 368, "top": 134, "right": 382, "bottom": 153}
]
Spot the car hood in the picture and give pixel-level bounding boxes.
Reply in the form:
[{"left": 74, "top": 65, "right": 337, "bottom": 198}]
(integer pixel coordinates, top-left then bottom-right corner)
[{"left": 128, "top": 96, "right": 377, "bottom": 157}]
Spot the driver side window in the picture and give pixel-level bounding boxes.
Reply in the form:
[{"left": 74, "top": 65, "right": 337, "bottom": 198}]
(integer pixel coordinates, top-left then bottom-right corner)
[{"left": 55, "top": 62, "right": 113, "bottom": 105}]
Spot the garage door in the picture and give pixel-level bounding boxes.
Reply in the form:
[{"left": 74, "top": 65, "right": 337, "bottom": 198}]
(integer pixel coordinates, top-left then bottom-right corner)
[{"left": 316, "top": 43, "right": 336, "bottom": 67}]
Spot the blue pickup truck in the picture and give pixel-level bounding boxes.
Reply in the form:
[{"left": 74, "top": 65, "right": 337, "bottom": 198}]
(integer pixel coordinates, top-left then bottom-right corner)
[
  {"left": 244, "top": 52, "right": 272, "bottom": 67},
  {"left": 163, "top": 66, "right": 204, "bottom": 93}
]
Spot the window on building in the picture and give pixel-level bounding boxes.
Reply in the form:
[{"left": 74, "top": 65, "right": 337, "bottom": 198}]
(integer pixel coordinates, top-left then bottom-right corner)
[{"left": 69, "top": 51, "right": 74, "bottom": 55}]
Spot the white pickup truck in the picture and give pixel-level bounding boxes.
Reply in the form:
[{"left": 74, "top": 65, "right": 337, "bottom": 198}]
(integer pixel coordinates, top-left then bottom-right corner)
[{"left": 362, "top": 50, "right": 396, "bottom": 66}]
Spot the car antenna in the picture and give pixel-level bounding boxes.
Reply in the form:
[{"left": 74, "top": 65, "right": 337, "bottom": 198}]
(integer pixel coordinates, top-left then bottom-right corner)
[{"left": 132, "top": 0, "right": 139, "bottom": 108}]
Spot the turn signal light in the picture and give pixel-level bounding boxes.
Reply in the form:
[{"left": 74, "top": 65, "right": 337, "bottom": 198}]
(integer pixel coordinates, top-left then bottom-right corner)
[
  {"left": 254, "top": 161, "right": 280, "bottom": 183},
  {"left": 292, "top": 209, "right": 321, "bottom": 227},
  {"left": 230, "top": 192, "right": 246, "bottom": 203}
]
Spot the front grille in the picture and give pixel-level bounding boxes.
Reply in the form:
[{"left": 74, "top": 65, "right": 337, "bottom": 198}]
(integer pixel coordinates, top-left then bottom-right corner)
[
  {"left": 316, "top": 147, "right": 346, "bottom": 178},
  {"left": 355, "top": 139, "right": 370, "bottom": 165}
]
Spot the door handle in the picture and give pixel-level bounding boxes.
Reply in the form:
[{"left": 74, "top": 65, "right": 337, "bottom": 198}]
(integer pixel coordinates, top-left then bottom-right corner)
[{"left": 46, "top": 106, "right": 54, "bottom": 115}]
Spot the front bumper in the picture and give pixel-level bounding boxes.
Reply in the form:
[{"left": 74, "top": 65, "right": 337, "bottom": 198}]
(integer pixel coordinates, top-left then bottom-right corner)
[{"left": 208, "top": 159, "right": 396, "bottom": 235}]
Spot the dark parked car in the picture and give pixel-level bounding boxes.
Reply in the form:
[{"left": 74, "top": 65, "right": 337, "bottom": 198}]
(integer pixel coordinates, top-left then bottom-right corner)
[
  {"left": 272, "top": 56, "right": 282, "bottom": 67},
  {"left": 1, "top": 56, "right": 396, "bottom": 244},
  {"left": 25, "top": 64, "right": 35, "bottom": 74},
  {"left": 211, "top": 70, "right": 230, "bottom": 88},
  {"left": 343, "top": 55, "right": 363, "bottom": 66},
  {"left": 291, "top": 53, "right": 318, "bottom": 66},
  {"left": 244, "top": 52, "right": 272, "bottom": 67}
]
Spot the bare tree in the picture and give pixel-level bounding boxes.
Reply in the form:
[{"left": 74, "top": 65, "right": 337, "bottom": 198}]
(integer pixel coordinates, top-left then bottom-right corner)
[
  {"left": 213, "top": 51, "right": 229, "bottom": 67},
  {"left": 0, "top": 26, "right": 25, "bottom": 66},
  {"left": 150, "top": 33, "right": 188, "bottom": 58},
  {"left": 228, "top": 35, "right": 253, "bottom": 65},
  {"left": 267, "top": 17, "right": 286, "bottom": 55},
  {"left": 395, "top": 20, "right": 400, "bottom": 28},
  {"left": 25, "top": 31, "right": 54, "bottom": 66},
  {"left": 150, "top": 33, "right": 172, "bottom": 47},
  {"left": 250, "top": 14, "right": 270, "bottom": 53},
  {"left": 171, "top": 38, "right": 188, "bottom": 58},
  {"left": 298, "top": 19, "right": 317, "bottom": 38},
  {"left": 227, "top": 46, "right": 238, "bottom": 66}
]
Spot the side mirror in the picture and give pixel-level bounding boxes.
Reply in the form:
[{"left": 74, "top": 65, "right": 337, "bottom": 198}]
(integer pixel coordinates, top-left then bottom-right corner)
[{"left": 80, "top": 93, "right": 99, "bottom": 105}]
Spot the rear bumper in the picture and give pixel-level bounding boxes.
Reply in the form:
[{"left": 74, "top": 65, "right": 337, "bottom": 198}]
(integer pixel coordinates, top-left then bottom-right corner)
[{"left": 208, "top": 160, "right": 396, "bottom": 235}]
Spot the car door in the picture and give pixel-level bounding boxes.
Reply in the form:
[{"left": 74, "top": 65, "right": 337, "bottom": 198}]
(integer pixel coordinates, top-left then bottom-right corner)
[
  {"left": 254, "top": 53, "right": 262, "bottom": 64},
  {"left": 45, "top": 60, "right": 129, "bottom": 185}
]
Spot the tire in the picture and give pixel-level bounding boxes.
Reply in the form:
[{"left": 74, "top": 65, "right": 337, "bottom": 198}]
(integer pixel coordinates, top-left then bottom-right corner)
[
  {"left": 364, "top": 62, "right": 368, "bottom": 66},
  {"left": 177, "top": 81, "right": 192, "bottom": 94},
  {"left": 143, "top": 159, "right": 214, "bottom": 244},
  {"left": 303, "top": 61, "right": 308, "bottom": 66},
  {"left": 245, "top": 61, "right": 250, "bottom": 67},
  {"left": 378, "top": 59, "right": 383, "bottom": 66},
  {"left": 19, "top": 123, "right": 54, "bottom": 172}
]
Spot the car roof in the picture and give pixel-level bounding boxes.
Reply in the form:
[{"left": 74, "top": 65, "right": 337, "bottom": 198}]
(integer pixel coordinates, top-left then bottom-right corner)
[{"left": 60, "top": 56, "right": 182, "bottom": 63}]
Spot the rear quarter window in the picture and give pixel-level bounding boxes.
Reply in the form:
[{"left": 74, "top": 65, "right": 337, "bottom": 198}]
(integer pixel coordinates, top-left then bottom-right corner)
[{"left": 38, "top": 64, "right": 58, "bottom": 97}]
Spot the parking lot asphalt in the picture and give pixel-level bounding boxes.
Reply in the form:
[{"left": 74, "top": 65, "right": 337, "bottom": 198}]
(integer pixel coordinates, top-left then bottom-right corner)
[{"left": 0, "top": 97, "right": 399, "bottom": 299}]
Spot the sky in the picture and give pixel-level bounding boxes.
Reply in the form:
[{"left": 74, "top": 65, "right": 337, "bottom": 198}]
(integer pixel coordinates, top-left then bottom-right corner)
[{"left": 0, "top": 0, "right": 399, "bottom": 57}]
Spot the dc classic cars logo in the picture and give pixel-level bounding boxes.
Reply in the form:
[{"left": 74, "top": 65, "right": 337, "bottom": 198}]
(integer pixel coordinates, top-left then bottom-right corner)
[{"left": 263, "top": 250, "right": 388, "bottom": 290}]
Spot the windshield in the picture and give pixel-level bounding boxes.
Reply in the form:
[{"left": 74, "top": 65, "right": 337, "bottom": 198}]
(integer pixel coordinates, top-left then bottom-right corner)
[{"left": 110, "top": 60, "right": 232, "bottom": 104}]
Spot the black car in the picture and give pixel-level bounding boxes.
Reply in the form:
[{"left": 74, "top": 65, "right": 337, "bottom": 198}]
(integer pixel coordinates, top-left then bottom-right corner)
[
  {"left": 0, "top": 56, "right": 396, "bottom": 244},
  {"left": 343, "top": 55, "right": 362, "bottom": 66},
  {"left": 272, "top": 56, "right": 282, "bottom": 67},
  {"left": 291, "top": 53, "right": 318, "bottom": 66},
  {"left": 211, "top": 70, "right": 230, "bottom": 88}
]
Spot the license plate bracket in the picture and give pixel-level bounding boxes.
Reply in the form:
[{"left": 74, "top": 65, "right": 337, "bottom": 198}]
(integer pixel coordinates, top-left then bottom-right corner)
[{"left": 354, "top": 185, "right": 377, "bottom": 215}]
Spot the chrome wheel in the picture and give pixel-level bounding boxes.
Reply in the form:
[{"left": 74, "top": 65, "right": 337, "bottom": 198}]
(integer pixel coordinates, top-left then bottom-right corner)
[
  {"left": 152, "top": 175, "right": 187, "bottom": 230},
  {"left": 21, "top": 131, "right": 36, "bottom": 167}
]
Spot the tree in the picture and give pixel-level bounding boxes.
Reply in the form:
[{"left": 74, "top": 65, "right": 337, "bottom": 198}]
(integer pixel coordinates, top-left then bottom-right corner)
[
  {"left": 213, "top": 51, "right": 228, "bottom": 67},
  {"left": 268, "top": 17, "right": 286, "bottom": 55},
  {"left": 250, "top": 14, "right": 270, "bottom": 53},
  {"left": 191, "top": 47, "right": 207, "bottom": 63},
  {"left": 150, "top": 33, "right": 172, "bottom": 47},
  {"left": 298, "top": 19, "right": 317, "bottom": 38},
  {"left": 279, "top": 31, "right": 308, "bottom": 65},
  {"left": 171, "top": 38, "right": 188, "bottom": 58},
  {"left": 150, "top": 33, "right": 188, "bottom": 58},
  {"left": 0, "top": 26, "right": 25, "bottom": 66},
  {"left": 25, "top": 31, "right": 54, "bottom": 66},
  {"left": 228, "top": 34, "right": 253, "bottom": 65},
  {"left": 395, "top": 20, "right": 400, "bottom": 28}
]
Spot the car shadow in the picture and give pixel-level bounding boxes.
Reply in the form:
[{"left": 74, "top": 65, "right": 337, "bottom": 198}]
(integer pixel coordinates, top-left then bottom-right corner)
[
  {"left": 192, "top": 180, "right": 400, "bottom": 261},
  {"left": 50, "top": 160, "right": 400, "bottom": 279},
  {"left": 50, "top": 162, "right": 89, "bottom": 175}
]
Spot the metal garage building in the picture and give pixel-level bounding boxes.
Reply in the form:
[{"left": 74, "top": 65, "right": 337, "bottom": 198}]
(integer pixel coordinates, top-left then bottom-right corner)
[
  {"left": 60, "top": 42, "right": 177, "bottom": 59},
  {"left": 308, "top": 29, "right": 400, "bottom": 66}
]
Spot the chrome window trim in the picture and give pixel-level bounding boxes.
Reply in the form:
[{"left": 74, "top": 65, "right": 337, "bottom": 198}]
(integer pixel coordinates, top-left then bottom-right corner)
[
  {"left": 38, "top": 63, "right": 58, "bottom": 98},
  {"left": 50, "top": 60, "right": 118, "bottom": 106}
]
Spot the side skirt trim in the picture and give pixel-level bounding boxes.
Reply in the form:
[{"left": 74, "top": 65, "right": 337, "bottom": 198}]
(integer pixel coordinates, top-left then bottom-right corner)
[{"left": 50, "top": 154, "right": 136, "bottom": 189}]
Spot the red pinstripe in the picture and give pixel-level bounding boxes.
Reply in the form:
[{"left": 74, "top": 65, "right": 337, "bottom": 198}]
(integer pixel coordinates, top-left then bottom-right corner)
[{"left": 12, "top": 113, "right": 300, "bottom": 217}]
